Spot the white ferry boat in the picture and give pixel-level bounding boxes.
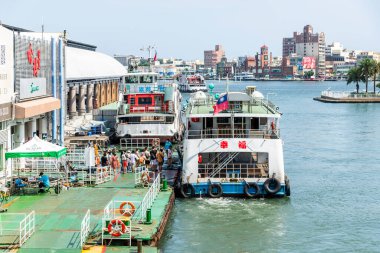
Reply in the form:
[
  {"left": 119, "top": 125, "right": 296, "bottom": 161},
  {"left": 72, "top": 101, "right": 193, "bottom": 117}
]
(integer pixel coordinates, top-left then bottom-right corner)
[
  {"left": 115, "top": 72, "right": 183, "bottom": 142},
  {"left": 178, "top": 74, "right": 208, "bottom": 93},
  {"left": 180, "top": 86, "right": 290, "bottom": 198}
]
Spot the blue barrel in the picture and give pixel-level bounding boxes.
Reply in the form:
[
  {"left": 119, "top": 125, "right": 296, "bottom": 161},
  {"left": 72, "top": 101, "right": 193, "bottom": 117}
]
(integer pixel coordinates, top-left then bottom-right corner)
[{"left": 88, "top": 131, "right": 92, "bottom": 136}]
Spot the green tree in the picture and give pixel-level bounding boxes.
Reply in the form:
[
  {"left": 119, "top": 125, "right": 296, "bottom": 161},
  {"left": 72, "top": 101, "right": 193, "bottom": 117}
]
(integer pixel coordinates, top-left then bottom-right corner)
[
  {"left": 347, "top": 67, "right": 364, "bottom": 94},
  {"left": 372, "top": 61, "right": 380, "bottom": 93},
  {"left": 358, "top": 58, "right": 375, "bottom": 93}
]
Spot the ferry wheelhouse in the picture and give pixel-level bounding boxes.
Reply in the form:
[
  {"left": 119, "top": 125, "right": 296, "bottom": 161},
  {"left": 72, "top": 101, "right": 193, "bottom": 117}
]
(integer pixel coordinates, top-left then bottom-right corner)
[
  {"left": 180, "top": 86, "right": 290, "bottom": 198},
  {"left": 178, "top": 74, "right": 208, "bottom": 93},
  {"left": 116, "top": 72, "right": 183, "bottom": 142}
]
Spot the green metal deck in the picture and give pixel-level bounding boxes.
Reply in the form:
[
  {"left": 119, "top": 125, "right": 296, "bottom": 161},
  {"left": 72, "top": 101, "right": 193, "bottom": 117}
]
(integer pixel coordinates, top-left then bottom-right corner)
[{"left": 0, "top": 173, "right": 172, "bottom": 253}]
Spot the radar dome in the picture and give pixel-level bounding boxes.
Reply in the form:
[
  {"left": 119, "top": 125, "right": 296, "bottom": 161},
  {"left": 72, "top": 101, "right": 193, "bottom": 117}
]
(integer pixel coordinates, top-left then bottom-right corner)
[
  {"left": 251, "top": 91, "right": 264, "bottom": 99},
  {"left": 193, "top": 91, "right": 207, "bottom": 100}
]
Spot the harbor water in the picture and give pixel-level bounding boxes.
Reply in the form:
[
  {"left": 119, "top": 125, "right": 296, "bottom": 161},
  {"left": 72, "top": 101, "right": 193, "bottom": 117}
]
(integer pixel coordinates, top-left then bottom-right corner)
[{"left": 159, "top": 81, "right": 380, "bottom": 253}]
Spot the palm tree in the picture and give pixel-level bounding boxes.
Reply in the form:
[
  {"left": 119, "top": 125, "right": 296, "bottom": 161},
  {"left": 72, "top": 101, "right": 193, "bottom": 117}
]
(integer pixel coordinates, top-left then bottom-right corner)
[
  {"left": 372, "top": 61, "right": 380, "bottom": 93},
  {"left": 347, "top": 67, "right": 364, "bottom": 94},
  {"left": 358, "top": 58, "right": 375, "bottom": 93}
]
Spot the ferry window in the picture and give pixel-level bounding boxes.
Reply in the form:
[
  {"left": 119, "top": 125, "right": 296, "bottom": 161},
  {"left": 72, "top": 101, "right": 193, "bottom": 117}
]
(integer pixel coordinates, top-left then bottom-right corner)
[
  {"left": 138, "top": 97, "right": 152, "bottom": 105},
  {"left": 217, "top": 117, "right": 229, "bottom": 124},
  {"left": 130, "top": 97, "right": 135, "bottom": 105},
  {"left": 126, "top": 76, "right": 139, "bottom": 83},
  {"left": 140, "top": 75, "right": 153, "bottom": 83},
  {"left": 260, "top": 117, "right": 268, "bottom": 125},
  {"left": 166, "top": 116, "right": 174, "bottom": 123}
]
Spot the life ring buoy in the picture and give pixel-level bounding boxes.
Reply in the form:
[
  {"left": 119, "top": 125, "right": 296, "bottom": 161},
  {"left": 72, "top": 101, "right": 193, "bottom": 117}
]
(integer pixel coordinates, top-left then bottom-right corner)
[
  {"left": 208, "top": 183, "right": 223, "bottom": 198},
  {"left": 180, "top": 183, "right": 195, "bottom": 198},
  {"left": 271, "top": 122, "right": 276, "bottom": 130},
  {"left": 244, "top": 182, "right": 260, "bottom": 198},
  {"left": 141, "top": 171, "right": 151, "bottom": 185},
  {"left": 107, "top": 219, "right": 127, "bottom": 237},
  {"left": 263, "top": 178, "right": 281, "bottom": 195},
  {"left": 119, "top": 201, "right": 136, "bottom": 217}
]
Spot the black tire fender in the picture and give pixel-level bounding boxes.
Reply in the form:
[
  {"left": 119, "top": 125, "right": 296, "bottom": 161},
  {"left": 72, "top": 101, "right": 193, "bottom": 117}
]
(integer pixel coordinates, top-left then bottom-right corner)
[
  {"left": 263, "top": 178, "right": 281, "bottom": 195},
  {"left": 244, "top": 182, "right": 261, "bottom": 198},
  {"left": 180, "top": 183, "right": 195, "bottom": 198},
  {"left": 208, "top": 183, "right": 223, "bottom": 198}
]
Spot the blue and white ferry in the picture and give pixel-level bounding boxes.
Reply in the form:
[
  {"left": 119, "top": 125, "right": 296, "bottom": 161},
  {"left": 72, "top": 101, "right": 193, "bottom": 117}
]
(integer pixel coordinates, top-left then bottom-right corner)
[{"left": 180, "top": 86, "right": 290, "bottom": 198}]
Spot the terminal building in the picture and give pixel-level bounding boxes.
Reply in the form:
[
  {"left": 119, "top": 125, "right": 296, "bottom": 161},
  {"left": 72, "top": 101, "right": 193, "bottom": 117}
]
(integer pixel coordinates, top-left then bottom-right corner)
[{"left": 0, "top": 23, "right": 127, "bottom": 178}]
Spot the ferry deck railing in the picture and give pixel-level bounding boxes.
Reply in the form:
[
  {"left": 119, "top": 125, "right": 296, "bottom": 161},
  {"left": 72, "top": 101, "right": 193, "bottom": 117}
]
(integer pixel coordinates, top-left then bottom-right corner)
[
  {"left": 133, "top": 173, "right": 161, "bottom": 221},
  {"left": 120, "top": 104, "right": 175, "bottom": 115},
  {"left": 0, "top": 211, "right": 35, "bottom": 247},
  {"left": 134, "top": 166, "right": 149, "bottom": 186},
  {"left": 187, "top": 128, "right": 280, "bottom": 139},
  {"left": 198, "top": 163, "right": 268, "bottom": 179},
  {"left": 102, "top": 200, "right": 133, "bottom": 245},
  {"left": 80, "top": 209, "right": 90, "bottom": 247},
  {"left": 190, "top": 97, "right": 279, "bottom": 114},
  {"left": 19, "top": 211, "right": 36, "bottom": 246},
  {"left": 120, "top": 138, "right": 160, "bottom": 151}
]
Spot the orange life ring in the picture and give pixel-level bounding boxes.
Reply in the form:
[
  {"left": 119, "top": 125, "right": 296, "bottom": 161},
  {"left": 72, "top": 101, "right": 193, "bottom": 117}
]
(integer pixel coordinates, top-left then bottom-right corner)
[
  {"left": 141, "top": 171, "right": 151, "bottom": 184},
  {"left": 107, "top": 219, "right": 127, "bottom": 237},
  {"left": 119, "top": 201, "right": 136, "bottom": 217},
  {"left": 271, "top": 122, "right": 276, "bottom": 130}
]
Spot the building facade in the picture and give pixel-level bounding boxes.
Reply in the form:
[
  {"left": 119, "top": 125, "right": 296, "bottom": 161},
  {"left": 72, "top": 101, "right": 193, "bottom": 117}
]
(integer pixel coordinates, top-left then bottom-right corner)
[
  {"left": 282, "top": 25, "right": 326, "bottom": 77},
  {"left": 204, "top": 45, "right": 225, "bottom": 70},
  {"left": 0, "top": 26, "right": 14, "bottom": 178}
]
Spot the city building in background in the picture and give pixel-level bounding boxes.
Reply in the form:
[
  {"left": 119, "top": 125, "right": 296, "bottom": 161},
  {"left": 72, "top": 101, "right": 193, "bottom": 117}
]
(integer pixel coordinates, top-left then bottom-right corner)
[
  {"left": 282, "top": 25, "right": 325, "bottom": 77},
  {"left": 204, "top": 45, "right": 225, "bottom": 71}
]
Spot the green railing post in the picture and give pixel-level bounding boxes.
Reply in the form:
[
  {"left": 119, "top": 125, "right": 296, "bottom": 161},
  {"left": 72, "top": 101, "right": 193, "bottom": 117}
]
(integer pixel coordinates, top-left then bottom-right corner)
[
  {"left": 145, "top": 208, "right": 152, "bottom": 224},
  {"left": 162, "top": 178, "right": 168, "bottom": 191}
]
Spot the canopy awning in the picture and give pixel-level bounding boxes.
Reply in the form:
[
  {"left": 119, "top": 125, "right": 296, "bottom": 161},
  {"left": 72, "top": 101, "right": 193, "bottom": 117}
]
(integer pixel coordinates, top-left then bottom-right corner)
[
  {"left": 5, "top": 136, "right": 66, "bottom": 159},
  {"left": 65, "top": 47, "right": 128, "bottom": 81}
]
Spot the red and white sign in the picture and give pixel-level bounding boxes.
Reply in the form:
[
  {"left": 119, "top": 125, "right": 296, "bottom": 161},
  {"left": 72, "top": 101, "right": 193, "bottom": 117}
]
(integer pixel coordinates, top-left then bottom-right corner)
[{"left": 302, "top": 57, "right": 316, "bottom": 69}]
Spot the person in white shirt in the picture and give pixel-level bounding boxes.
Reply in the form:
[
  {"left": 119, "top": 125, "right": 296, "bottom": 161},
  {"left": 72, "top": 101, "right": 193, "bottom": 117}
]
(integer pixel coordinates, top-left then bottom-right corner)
[{"left": 129, "top": 150, "right": 138, "bottom": 172}]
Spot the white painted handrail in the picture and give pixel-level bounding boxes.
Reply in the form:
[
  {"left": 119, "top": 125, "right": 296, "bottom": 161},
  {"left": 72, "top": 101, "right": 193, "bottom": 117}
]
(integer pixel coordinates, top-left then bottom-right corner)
[
  {"left": 19, "top": 211, "right": 35, "bottom": 247},
  {"left": 80, "top": 209, "right": 90, "bottom": 247}
]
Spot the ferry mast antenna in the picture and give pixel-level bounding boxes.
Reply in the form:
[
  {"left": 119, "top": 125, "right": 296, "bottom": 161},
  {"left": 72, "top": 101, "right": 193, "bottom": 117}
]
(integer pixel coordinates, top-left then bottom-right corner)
[{"left": 140, "top": 45, "right": 156, "bottom": 72}]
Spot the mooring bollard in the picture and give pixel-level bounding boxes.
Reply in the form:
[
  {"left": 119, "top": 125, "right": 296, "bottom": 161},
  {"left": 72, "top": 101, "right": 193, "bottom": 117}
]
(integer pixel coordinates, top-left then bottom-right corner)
[
  {"left": 137, "top": 239, "right": 143, "bottom": 253},
  {"left": 162, "top": 178, "right": 168, "bottom": 191},
  {"left": 145, "top": 208, "right": 152, "bottom": 224}
]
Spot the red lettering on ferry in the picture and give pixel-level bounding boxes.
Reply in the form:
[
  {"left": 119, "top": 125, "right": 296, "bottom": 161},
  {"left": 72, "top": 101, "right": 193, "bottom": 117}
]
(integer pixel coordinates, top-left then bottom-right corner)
[
  {"left": 238, "top": 141, "right": 247, "bottom": 149},
  {"left": 220, "top": 140, "right": 228, "bottom": 149}
]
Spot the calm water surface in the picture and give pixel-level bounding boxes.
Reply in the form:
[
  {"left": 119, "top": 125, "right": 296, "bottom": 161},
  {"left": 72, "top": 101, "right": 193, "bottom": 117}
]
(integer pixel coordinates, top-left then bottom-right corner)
[{"left": 159, "top": 81, "right": 380, "bottom": 253}]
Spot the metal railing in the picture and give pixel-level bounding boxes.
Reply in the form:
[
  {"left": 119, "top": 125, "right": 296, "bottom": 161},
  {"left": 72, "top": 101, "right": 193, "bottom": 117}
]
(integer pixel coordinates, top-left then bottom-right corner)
[
  {"left": 321, "top": 90, "right": 380, "bottom": 99},
  {"left": 80, "top": 209, "right": 90, "bottom": 247},
  {"left": 133, "top": 173, "right": 161, "bottom": 221},
  {"left": 120, "top": 138, "right": 160, "bottom": 150},
  {"left": 198, "top": 163, "right": 267, "bottom": 179},
  {"left": 209, "top": 152, "right": 239, "bottom": 178},
  {"left": 11, "top": 158, "right": 66, "bottom": 179},
  {"left": 187, "top": 128, "right": 280, "bottom": 139},
  {"left": 101, "top": 200, "right": 133, "bottom": 245},
  {"left": 19, "top": 211, "right": 35, "bottom": 247},
  {"left": 134, "top": 166, "right": 149, "bottom": 186}
]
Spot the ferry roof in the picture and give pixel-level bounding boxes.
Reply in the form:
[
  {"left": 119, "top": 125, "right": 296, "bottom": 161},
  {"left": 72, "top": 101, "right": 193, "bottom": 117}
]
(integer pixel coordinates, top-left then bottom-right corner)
[{"left": 186, "top": 92, "right": 281, "bottom": 118}]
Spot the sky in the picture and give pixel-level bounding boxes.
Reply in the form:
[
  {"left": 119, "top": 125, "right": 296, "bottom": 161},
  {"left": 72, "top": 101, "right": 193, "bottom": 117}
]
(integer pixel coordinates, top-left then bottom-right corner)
[{"left": 1, "top": 0, "right": 380, "bottom": 60}]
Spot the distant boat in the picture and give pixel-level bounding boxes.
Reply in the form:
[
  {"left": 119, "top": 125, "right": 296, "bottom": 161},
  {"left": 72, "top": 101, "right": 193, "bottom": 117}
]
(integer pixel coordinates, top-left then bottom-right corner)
[{"left": 178, "top": 74, "right": 208, "bottom": 93}]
